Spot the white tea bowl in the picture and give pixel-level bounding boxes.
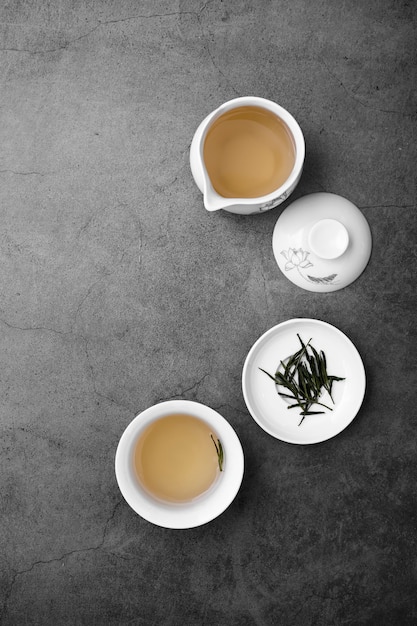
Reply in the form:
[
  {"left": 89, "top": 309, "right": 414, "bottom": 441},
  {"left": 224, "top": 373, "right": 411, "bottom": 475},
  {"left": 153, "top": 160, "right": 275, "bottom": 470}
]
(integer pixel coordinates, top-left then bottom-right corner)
[{"left": 115, "top": 400, "right": 244, "bottom": 529}]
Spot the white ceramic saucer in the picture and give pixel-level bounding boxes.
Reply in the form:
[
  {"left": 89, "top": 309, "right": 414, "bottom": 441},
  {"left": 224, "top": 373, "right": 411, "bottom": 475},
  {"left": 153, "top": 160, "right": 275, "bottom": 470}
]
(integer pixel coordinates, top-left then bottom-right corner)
[
  {"left": 272, "top": 192, "right": 372, "bottom": 292},
  {"left": 242, "top": 318, "right": 366, "bottom": 444}
]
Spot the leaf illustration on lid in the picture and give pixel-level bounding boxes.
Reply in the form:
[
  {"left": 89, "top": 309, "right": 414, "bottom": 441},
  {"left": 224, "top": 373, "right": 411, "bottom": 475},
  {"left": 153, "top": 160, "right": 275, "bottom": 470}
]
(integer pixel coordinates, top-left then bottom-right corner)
[{"left": 307, "top": 274, "right": 338, "bottom": 284}]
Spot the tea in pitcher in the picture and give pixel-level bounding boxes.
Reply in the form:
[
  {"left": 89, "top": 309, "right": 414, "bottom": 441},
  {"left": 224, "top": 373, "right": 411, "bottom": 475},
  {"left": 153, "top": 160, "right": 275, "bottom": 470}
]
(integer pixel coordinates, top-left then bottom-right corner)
[{"left": 203, "top": 105, "right": 296, "bottom": 198}]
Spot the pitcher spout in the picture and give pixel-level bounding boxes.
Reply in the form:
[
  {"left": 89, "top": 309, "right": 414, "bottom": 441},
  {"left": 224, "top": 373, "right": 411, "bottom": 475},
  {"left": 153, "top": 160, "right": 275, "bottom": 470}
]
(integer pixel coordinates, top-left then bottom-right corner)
[
  {"left": 203, "top": 190, "right": 228, "bottom": 212},
  {"left": 202, "top": 170, "right": 224, "bottom": 210},
  {"left": 203, "top": 172, "right": 237, "bottom": 212}
]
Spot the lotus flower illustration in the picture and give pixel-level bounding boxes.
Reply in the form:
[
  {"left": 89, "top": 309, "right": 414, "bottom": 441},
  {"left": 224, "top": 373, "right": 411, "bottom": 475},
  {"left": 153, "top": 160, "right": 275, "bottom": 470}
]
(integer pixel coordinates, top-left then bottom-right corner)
[
  {"left": 281, "top": 248, "right": 313, "bottom": 271},
  {"left": 280, "top": 247, "right": 339, "bottom": 285}
]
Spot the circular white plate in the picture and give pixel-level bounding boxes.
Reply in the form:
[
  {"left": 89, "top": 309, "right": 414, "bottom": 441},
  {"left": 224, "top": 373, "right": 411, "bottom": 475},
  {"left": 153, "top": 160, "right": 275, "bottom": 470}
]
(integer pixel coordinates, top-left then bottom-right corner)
[
  {"left": 115, "top": 400, "right": 244, "bottom": 528},
  {"left": 242, "top": 319, "right": 366, "bottom": 444}
]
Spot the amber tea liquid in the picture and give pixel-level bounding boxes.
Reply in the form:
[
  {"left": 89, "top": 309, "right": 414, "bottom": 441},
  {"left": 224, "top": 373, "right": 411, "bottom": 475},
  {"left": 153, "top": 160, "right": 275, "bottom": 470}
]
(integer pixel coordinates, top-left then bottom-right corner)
[
  {"left": 134, "top": 414, "right": 220, "bottom": 503},
  {"left": 203, "top": 105, "right": 296, "bottom": 198}
]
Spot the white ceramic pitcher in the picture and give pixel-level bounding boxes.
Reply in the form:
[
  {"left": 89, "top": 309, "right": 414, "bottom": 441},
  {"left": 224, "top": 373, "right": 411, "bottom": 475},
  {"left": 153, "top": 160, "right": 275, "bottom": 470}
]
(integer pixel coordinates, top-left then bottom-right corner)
[{"left": 189, "top": 96, "right": 305, "bottom": 215}]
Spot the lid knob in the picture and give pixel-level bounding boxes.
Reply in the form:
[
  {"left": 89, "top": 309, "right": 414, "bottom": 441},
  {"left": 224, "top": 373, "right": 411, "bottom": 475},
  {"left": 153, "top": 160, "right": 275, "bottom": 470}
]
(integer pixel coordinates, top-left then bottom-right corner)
[{"left": 308, "top": 219, "right": 349, "bottom": 260}]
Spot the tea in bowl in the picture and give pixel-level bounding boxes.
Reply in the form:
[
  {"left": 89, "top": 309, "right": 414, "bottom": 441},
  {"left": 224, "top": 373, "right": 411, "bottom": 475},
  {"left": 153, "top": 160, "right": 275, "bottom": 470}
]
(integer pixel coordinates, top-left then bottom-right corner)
[
  {"left": 190, "top": 96, "right": 305, "bottom": 215},
  {"left": 115, "top": 400, "right": 244, "bottom": 528}
]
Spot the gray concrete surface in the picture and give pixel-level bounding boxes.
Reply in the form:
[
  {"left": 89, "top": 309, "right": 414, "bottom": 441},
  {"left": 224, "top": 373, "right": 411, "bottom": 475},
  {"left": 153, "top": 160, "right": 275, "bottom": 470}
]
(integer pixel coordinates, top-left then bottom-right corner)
[{"left": 0, "top": 1, "right": 416, "bottom": 624}]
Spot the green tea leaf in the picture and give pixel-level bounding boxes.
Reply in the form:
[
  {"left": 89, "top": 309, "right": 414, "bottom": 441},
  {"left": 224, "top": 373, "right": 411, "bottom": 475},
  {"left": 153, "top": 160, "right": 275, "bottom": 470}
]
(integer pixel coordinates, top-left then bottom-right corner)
[
  {"left": 211, "top": 435, "right": 223, "bottom": 471},
  {"left": 259, "top": 335, "right": 345, "bottom": 426}
]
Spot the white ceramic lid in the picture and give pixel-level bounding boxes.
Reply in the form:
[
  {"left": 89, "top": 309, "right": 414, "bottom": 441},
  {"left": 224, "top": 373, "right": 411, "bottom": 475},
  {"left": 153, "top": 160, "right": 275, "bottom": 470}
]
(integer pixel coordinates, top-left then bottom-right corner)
[{"left": 272, "top": 192, "right": 372, "bottom": 292}]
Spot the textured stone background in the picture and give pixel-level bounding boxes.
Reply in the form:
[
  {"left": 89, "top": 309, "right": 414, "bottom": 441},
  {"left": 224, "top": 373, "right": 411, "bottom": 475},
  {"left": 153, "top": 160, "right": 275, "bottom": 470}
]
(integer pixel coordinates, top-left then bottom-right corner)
[{"left": 0, "top": 1, "right": 416, "bottom": 624}]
